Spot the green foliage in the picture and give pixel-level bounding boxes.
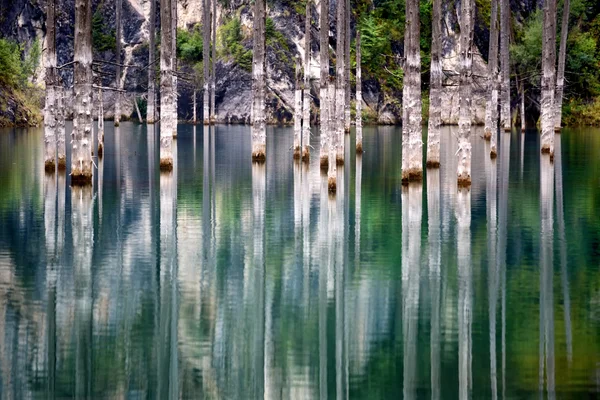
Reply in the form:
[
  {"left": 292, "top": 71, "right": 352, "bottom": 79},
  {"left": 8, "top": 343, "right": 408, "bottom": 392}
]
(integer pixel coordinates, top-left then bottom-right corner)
[
  {"left": 0, "top": 39, "right": 24, "bottom": 87},
  {"left": 177, "top": 25, "right": 204, "bottom": 62},
  {"left": 92, "top": 10, "right": 116, "bottom": 52},
  {"left": 219, "top": 16, "right": 252, "bottom": 71},
  {"left": 22, "top": 39, "right": 41, "bottom": 81},
  {"left": 266, "top": 17, "right": 291, "bottom": 66},
  {"left": 562, "top": 97, "right": 600, "bottom": 126}
]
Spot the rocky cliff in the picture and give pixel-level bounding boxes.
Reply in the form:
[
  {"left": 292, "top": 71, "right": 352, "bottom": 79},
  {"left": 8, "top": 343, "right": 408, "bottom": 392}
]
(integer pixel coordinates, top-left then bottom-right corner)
[{"left": 0, "top": 0, "right": 537, "bottom": 125}]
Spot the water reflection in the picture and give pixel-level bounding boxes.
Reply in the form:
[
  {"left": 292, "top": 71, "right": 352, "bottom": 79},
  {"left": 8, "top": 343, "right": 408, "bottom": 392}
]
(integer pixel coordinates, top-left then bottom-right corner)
[{"left": 0, "top": 124, "right": 599, "bottom": 398}]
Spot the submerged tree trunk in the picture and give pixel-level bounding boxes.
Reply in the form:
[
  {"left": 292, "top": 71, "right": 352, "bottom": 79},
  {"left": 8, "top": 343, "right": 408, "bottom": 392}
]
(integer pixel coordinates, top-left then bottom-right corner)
[
  {"left": 203, "top": 0, "right": 211, "bottom": 124},
  {"left": 160, "top": 0, "right": 175, "bottom": 170},
  {"left": 294, "top": 60, "right": 302, "bottom": 159},
  {"left": 98, "top": 88, "right": 104, "bottom": 157},
  {"left": 457, "top": 0, "right": 474, "bottom": 186},
  {"left": 251, "top": 0, "right": 267, "bottom": 162},
  {"left": 426, "top": 0, "right": 442, "bottom": 167},
  {"left": 210, "top": 0, "right": 217, "bottom": 123},
  {"left": 147, "top": 0, "right": 156, "bottom": 124},
  {"left": 172, "top": 0, "right": 178, "bottom": 133},
  {"left": 500, "top": 0, "right": 511, "bottom": 131},
  {"left": 135, "top": 97, "right": 143, "bottom": 122},
  {"left": 57, "top": 86, "right": 66, "bottom": 170},
  {"left": 319, "top": 0, "right": 329, "bottom": 168},
  {"left": 402, "top": 0, "right": 422, "bottom": 184},
  {"left": 114, "top": 0, "right": 122, "bottom": 126},
  {"left": 520, "top": 79, "right": 526, "bottom": 132},
  {"left": 44, "top": 0, "right": 58, "bottom": 172},
  {"left": 335, "top": 0, "right": 345, "bottom": 165},
  {"left": 302, "top": 0, "right": 311, "bottom": 162},
  {"left": 71, "top": 0, "right": 93, "bottom": 185},
  {"left": 328, "top": 79, "right": 337, "bottom": 192},
  {"left": 484, "top": 0, "right": 499, "bottom": 157},
  {"left": 541, "top": 0, "right": 557, "bottom": 157},
  {"left": 554, "top": 0, "right": 570, "bottom": 131},
  {"left": 356, "top": 30, "right": 363, "bottom": 154},
  {"left": 344, "top": 0, "right": 351, "bottom": 133}
]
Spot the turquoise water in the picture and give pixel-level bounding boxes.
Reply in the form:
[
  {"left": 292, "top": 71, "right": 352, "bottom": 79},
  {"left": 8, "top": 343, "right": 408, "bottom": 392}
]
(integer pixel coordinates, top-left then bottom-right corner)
[{"left": 0, "top": 123, "right": 599, "bottom": 399}]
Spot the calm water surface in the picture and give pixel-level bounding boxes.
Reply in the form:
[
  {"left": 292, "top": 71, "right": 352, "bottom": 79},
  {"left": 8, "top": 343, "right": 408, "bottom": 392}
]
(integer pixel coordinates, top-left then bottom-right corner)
[{"left": 0, "top": 123, "right": 599, "bottom": 399}]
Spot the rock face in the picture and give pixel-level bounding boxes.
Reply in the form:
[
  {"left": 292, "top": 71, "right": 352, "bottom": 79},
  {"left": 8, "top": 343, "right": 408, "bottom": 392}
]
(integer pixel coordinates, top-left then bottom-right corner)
[{"left": 1, "top": 0, "right": 537, "bottom": 125}]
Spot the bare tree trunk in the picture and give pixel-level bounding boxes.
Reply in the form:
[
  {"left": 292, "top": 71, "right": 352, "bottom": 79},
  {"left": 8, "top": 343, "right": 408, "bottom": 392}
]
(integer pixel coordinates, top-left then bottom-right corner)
[
  {"left": 294, "top": 60, "right": 302, "bottom": 159},
  {"left": 210, "top": 0, "right": 217, "bottom": 124},
  {"left": 251, "top": 0, "right": 267, "bottom": 162},
  {"left": 356, "top": 30, "right": 363, "bottom": 154},
  {"left": 554, "top": 0, "right": 570, "bottom": 132},
  {"left": 319, "top": 0, "right": 329, "bottom": 168},
  {"left": 134, "top": 97, "right": 143, "bottom": 122},
  {"left": 114, "top": 0, "right": 122, "bottom": 126},
  {"left": 484, "top": 0, "right": 499, "bottom": 157},
  {"left": 541, "top": 0, "right": 557, "bottom": 157},
  {"left": 457, "top": 0, "right": 474, "bottom": 186},
  {"left": 335, "top": 0, "right": 345, "bottom": 165},
  {"left": 193, "top": 89, "right": 197, "bottom": 123},
  {"left": 57, "top": 86, "right": 66, "bottom": 170},
  {"left": 402, "top": 0, "right": 422, "bottom": 184},
  {"left": 44, "top": 0, "right": 58, "bottom": 172},
  {"left": 172, "top": 0, "right": 178, "bottom": 133},
  {"left": 160, "top": 0, "right": 175, "bottom": 170},
  {"left": 147, "top": 0, "right": 156, "bottom": 124},
  {"left": 426, "top": 0, "right": 442, "bottom": 167},
  {"left": 520, "top": 79, "right": 526, "bottom": 132},
  {"left": 302, "top": 0, "right": 312, "bottom": 162},
  {"left": 344, "top": 0, "right": 351, "bottom": 133},
  {"left": 71, "top": 0, "right": 93, "bottom": 185},
  {"left": 500, "top": 0, "right": 511, "bottom": 131},
  {"left": 98, "top": 88, "right": 104, "bottom": 158},
  {"left": 203, "top": 0, "right": 211, "bottom": 124},
  {"left": 328, "top": 79, "right": 337, "bottom": 192}
]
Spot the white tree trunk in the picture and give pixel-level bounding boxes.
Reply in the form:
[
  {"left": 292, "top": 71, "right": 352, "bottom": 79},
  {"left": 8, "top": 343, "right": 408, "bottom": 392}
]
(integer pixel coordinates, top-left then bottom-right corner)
[
  {"left": 302, "top": 0, "right": 312, "bottom": 161},
  {"left": 44, "top": 0, "right": 58, "bottom": 172},
  {"left": 335, "top": 0, "right": 345, "bottom": 165},
  {"left": 203, "top": 0, "right": 211, "bottom": 125},
  {"left": 499, "top": 0, "right": 511, "bottom": 131},
  {"left": 172, "top": 0, "right": 178, "bottom": 134},
  {"left": 193, "top": 89, "right": 197, "bottom": 123},
  {"left": 554, "top": 0, "right": 570, "bottom": 131},
  {"left": 402, "top": 0, "right": 422, "bottom": 184},
  {"left": 114, "top": 0, "right": 122, "bottom": 126},
  {"left": 541, "top": 0, "right": 557, "bottom": 157},
  {"left": 457, "top": 0, "right": 474, "bottom": 186},
  {"left": 160, "top": 0, "right": 175, "bottom": 170},
  {"left": 427, "top": 0, "right": 442, "bottom": 167},
  {"left": 319, "top": 0, "right": 329, "bottom": 168},
  {"left": 327, "top": 80, "right": 337, "bottom": 192},
  {"left": 71, "top": 0, "right": 93, "bottom": 185},
  {"left": 294, "top": 60, "right": 303, "bottom": 159},
  {"left": 484, "top": 0, "right": 499, "bottom": 158},
  {"left": 251, "top": 0, "right": 267, "bottom": 162},
  {"left": 355, "top": 30, "right": 363, "bottom": 154},
  {"left": 98, "top": 88, "right": 104, "bottom": 158},
  {"left": 344, "top": 0, "right": 351, "bottom": 133},
  {"left": 134, "top": 97, "right": 143, "bottom": 122},
  {"left": 57, "top": 86, "right": 66, "bottom": 170},
  {"left": 210, "top": 0, "right": 217, "bottom": 123},
  {"left": 520, "top": 80, "right": 526, "bottom": 132},
  {"left": 147, "top": 0, "right": 156, "bottom": 124}
]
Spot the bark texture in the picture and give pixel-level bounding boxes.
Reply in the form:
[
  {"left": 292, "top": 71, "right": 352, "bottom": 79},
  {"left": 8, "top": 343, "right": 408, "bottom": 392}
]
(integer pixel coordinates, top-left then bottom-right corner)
[
  {"left": 554, "top": 0, "right": 570, "bottom": 131},
  {"left": 327, "top": 80, "right": 337, "bottom": 192},
  {"left": 203, "top": 0, "right": 211, "bottom": 124},
  {"left": 520, "top": 79, "right": 526, "bottom": 132},
  {"left": 171, "top": 0, "right": 178, "bottom": 132},
  {"left": 457, "top": 0, "right": 474, "bottom": 186},
  {"left": 484, "top": 0, "right": 499, "bottom": 154},
  {"left": 302, "top": 0, "right": 311, "bottom": 162},
  {"left": 251, "top": 0, "right": 267, "bottom": 162},
  {"left": 402, "top": 0, "right": 423, "bottom": 183},
  {"left": 426, "top": 0, "right": 442, "bottom": 167},
  {"left": 44, "top": 0, "right": 58, "bottom": 172},
  {"left": 57, "top": 87, "right": 66, "bottom": 170},
  {"left": 541, "top": 0, "right": 557, "bottom": 156},
  {"left": 71, "top": 0, "right": 93, "bottom": 185},
  {"left": 160, "top": 0, "right": 175, "bottom": 170},
  {"left": 294, "top": 61, "right": 302, "bottom": 159},
  {"left": 344, "top": 0, "right": 351, "bottom": 133},
  {"left": 335, "top": 0, "right": 345, "bottom": 165},
  {"left": 500, "top": 0, "right": 511, "bottom": 131},
  {"left": 114, "top": 0, "right": 122, "bottom": 126},
  {"left": 193, "top": 89, "right": 197, "bottom": 123},
  {"left": 210, "top": 0, "right": 217, "bottom": 123},
  {"left": 98, "top": 88, "right": 104, "bottom": 158},
  {"left": 355, "top": 30, "right": 363, "bottom": 154},
  {"left": 147, "top": 0, "right": 156, "bottom": 124},
  {"left": 319, "top": 0, "right": 329, "bottom": 166}
]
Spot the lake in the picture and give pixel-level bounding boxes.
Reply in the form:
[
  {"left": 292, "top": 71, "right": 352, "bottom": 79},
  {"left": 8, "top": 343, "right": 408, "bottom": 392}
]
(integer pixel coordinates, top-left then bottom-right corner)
[{"left": 0, "top": 122, "right": 599, "bottom": 399}]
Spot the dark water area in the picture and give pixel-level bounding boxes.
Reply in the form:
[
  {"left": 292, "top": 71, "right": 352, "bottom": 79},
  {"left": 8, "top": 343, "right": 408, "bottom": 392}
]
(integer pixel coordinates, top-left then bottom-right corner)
[{"left": 0, "top": 122, "right": 599, "bottom": 399}]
